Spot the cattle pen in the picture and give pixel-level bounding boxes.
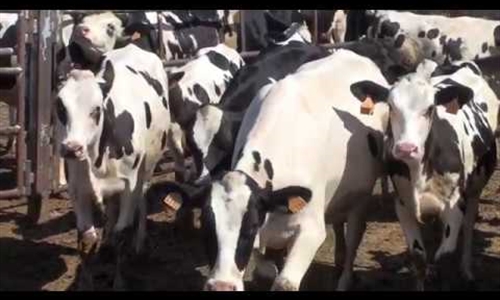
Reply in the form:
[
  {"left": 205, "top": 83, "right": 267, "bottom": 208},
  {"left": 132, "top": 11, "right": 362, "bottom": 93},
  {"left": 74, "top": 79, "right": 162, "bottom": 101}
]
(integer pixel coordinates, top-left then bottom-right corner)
[{"left": 0, "top": 10, "right": 499, "bottom": 291}]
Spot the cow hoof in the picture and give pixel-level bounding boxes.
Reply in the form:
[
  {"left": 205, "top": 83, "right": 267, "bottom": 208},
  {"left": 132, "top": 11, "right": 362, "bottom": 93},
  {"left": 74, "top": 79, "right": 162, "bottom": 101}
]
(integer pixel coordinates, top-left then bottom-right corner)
[
  {"left": 192, "top": 208, "right": 202, "bottom": 229},
  {"left": 78, "top": 229, "right": 98, "bottom": 257},
  {"left": 271, "top": 277, "right": 298, "bottom": 291},
  {"left": 253, "top": 259, "right": 278, "bottom": 287},
  {"left": 113, "top": 273, "right": 127, "bottom": 291}
]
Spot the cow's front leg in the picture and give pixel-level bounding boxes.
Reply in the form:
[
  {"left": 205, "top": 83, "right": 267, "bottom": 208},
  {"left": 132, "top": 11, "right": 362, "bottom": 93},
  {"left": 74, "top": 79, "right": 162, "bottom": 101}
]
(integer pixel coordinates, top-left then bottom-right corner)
[
  {"left": 167, "top": 122, "right": 187, "bottom": 182},
  {"left": 333, "top": 222, "right": 346, "bottom": 273},
  {"left": 336, "top": 204, "right": 368, "bottom": 291},
  {"left": 460, "top": 197, "right": 478, "bottom": 286},
  {"left": 395, "top": 198, "right": 427, "bottom": 291},
  {"left": 271, "top": 217, "right": 326, "bottom": 291},
  {"left": 434, "top": 204, "right": 464, "bottom": 290}
]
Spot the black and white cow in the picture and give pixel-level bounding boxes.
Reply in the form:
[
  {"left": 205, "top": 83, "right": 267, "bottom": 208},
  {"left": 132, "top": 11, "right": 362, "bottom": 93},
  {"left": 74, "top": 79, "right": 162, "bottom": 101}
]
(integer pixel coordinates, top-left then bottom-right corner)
[
  {"left": 370, "top": 60, "right": 499, "bottom": 290},
  {"left": 149, "top": 49, "right": 391, "bottom": 291},
  {"left": 56, "top": 44, "right": 170, "bottom": 289},
  {"left": 182, "top": 36, "right": 329, "bottom": 186},
  {"left": 167, "top": 43, "right": 245, "bottom": 181},
  {"left": 366, "top": 10, "right": 500, "bottom": 64}
]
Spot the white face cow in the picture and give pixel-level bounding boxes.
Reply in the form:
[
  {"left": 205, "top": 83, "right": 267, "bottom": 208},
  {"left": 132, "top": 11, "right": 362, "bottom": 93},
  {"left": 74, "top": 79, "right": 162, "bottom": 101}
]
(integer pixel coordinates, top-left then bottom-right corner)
[
  {"left": 57, "top": 69, "right": 105, "bottom": 161},
  {"left": 72, "top": 12, "right": 124, "bottom": 54}
]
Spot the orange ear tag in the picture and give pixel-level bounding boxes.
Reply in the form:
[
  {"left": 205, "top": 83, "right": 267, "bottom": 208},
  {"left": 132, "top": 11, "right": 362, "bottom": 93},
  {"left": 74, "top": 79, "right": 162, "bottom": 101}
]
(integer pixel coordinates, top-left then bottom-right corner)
[
  {"left": 444, "top": 98, "right": 460, "bottom": 115},
  {"left": 288, "top": 196, "right": 307, "bottom": 213},
  {"left": 163, "top": 192, "right": 182, "bottom": 212},
  {"left": 360, "top": 95, "right": 375, "bottom": 115}
]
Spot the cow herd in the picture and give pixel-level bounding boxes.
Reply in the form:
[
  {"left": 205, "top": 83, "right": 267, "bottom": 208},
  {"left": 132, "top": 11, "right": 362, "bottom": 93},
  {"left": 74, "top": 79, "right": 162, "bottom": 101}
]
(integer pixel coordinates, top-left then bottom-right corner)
[{"left": 1, "top": 9, "right": 499, "bottom": 291}]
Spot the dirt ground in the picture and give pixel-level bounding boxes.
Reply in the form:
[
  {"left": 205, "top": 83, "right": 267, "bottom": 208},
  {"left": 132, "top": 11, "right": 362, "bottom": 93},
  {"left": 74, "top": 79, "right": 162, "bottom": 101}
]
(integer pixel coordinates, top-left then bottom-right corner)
[{"left": 0, "top": 167, "right": 498, "bottom": 291}]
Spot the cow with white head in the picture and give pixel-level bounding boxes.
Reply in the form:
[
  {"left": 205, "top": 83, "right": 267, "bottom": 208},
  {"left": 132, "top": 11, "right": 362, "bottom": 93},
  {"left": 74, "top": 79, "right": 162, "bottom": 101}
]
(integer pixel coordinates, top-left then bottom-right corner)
[{"left": 359, "top": 59, "right": 498, "bottom": 290}]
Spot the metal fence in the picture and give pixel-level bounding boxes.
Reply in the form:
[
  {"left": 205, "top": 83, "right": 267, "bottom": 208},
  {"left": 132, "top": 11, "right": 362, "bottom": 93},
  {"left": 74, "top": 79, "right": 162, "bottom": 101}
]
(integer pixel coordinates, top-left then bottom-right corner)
[{"left": 0, "top": 10, "right": 499, "bottom": 224}]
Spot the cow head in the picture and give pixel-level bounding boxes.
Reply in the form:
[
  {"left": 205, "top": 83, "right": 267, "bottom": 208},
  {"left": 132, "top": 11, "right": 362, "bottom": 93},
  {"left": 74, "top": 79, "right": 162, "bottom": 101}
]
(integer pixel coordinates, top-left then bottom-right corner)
[
  {"left": 69, "top": 12, "right": 125, "bottom": 64},
  {"left": 57, "top": 69, "right": 106, "bottom": 161},
  {"left": 353, "top": 59, "right": 475, "bottom": 163},
  {"left": 147, "top": 171, "right": 312, "bottom": 291}
]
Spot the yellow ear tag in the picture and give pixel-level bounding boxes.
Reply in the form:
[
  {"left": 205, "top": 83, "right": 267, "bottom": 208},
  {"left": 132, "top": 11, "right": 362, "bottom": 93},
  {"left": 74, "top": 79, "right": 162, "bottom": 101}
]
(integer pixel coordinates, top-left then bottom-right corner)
[
  {"left": 360, "top": 95, "right": 375, "bottom": 115},
  {"left": 131, "top": 31, "right": 142, "bottom": 41},
  {"left": 288, "top": 196, "right": 307, "bottom": 213}
]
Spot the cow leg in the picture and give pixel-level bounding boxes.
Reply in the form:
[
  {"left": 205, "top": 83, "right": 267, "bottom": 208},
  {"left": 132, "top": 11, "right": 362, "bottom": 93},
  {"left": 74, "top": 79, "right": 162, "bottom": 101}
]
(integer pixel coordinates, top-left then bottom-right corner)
[
  {"left": 336, "top": 206, "right": 368, "bottom": 291},
  {"left": 271, "top": 218, "right": 326, "bottom": 291},
  {"left": 434, "top": 204, "right": 464, "bottom": 289},
  {"left": 134, "top": 194, "right": 147, "bottom": 254},
  {"left": 460, "top": 197, "right": 478, "bottom": 285},
  {"left": 395, "top": 199, "right": 427, "bottom": 291},
  {"left": 333, "top": 222, "right": 346, "bottom": 272},
  {"left": 167, "top": 123, "right": 186, "bottom": 182}
]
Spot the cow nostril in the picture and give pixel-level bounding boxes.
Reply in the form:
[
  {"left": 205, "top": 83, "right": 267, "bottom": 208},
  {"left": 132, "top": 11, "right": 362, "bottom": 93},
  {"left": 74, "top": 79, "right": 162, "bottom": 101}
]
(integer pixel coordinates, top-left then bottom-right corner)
[{"left": 80, "top": 26, "right": 90, "bottom": 35}]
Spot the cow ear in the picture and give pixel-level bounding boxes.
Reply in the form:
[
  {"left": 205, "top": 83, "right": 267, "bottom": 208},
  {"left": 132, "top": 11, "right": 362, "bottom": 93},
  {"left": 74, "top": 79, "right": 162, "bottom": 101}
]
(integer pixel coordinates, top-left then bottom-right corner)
[
  {"left": 260, "top": 186, "right": 313, "bottom": 214},
  {"left": 350, "top": 80, "right": 390, "bottom": 115},
  {"left": 264, "top": 11, "right": 290, "bottom": 33},
  {"left": 416, "top": 59, "right": 438, "bottom": 79},
  {"left": 168, "top": 71, "right": 185, "bottom": 88},
  {"left": 434, "top": 84, "right": 474, "bottom": 114},
  {"left": 146, "top": 181, "right": 211, "bottom": 217},
  {"left": 69, "top": 12, "right": 84, "bottom": 24}
]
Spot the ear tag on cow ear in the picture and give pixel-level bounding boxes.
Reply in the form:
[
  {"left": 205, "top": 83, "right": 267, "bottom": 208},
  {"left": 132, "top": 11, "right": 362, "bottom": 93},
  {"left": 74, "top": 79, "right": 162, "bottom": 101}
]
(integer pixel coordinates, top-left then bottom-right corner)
[
  {"left": 360, "top": 95, "right": 375, "bottom": 115},
  {"left": 288, "top": 196, "right": 307, "bottom": 213},
  {"left": 444, "top": 98, "right": 460, "bottom": 115},
  {"left": 131, "top": 31, "right": 142, "bottom": 41},
  {"left": 163, "top": 193, "right": 182, "bottom": 213}
]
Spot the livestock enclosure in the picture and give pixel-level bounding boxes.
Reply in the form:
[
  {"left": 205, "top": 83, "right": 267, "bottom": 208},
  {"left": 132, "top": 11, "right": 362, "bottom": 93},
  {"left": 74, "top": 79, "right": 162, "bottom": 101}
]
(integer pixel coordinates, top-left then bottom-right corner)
[{"left": 0, "top": 10, "right": 499, "bottom": 291}]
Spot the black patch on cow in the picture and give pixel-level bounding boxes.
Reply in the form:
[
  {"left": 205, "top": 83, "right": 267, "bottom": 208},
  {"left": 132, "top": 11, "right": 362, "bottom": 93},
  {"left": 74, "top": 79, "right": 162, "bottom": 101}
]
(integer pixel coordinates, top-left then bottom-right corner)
[
  {"left": 413, "top": 240, "right": 424, "bottom": 252},
  {"left": 494, "top": 25, "right": 500, "bottom": 46},
  {"left": 387, "top": 158, "right": 411, "bottom": 180},
  {"left": 367, "top": 133, "right": 378, "bottom": 158},
  {"left": 431, "top": 50, "right": 437, "bottom": 58},
  {"left": 56, "top": 97, "right": 67, "bottom": 126},
  {"left": 91, "top": 107, "right": 101, "bottom": 125},
  {"left": 205, "top": 50, "right": 239, "bottom": 76},
  {"left": 418, "top": 31, "right": 426, "bottom": 38},
  {"left": 188, "top": 87, "right": 193, "bottom": 95},
  {"left": 99, "top": 60, "right": 115, "bottom": 99},
  {"left": 162, "top": 96, "right": 168, "bottom": 110},
  {"left": 169, "top": 71, "right": 185, "bottom": 84},
  {"left": 379, "top": 20, "right": 400, "bottom": 38},
  {"left": 214, "top": 82, "right": 221, "bottom": 96},
  {"left": 161, "top": 131, "right": 167, "bottom": 149},
  {"left": 463, "top": 124, "right": 469, "bottom": 135},
  {"left": 458, "top": 199, "right": 467, "bottom": 214},
  {"left": 482, "top": 42, "right": 489, "bottom": 53},
  {"left": 443, "top": 37, "right": 463, "bottom": 61},
  {"left": 201, "top": 204, "right": 218, "bottom": 269},
  {"left": 126, "top": 65, "right": 138, "bottom": 74},
  {"left": 445, "top": 225, "right": 451, "bottom": 238},
  {"left": 427, "top": 28, "right": 439, "bottom": 40},
  {"left": 461, "top": 62, "right": 481, "bottom": 76},
  {"left": 168, "top": 84, "right": 198, "bottom": 128},
  {"left": 144, "top": 102, "right": 152, "bottom": 129},
  {"left": 394, "top": 34, "right": 405, "bottom": 48},
  {"left": 252, "top": 151, "right": 261, "bottom": 172},
  {"left": 439, "top": 35, "right": 447, "bottom": 45},
  {"left": 95, "top": 99, "right": 136, "bottom": 168},
  {"left": 479, "top": 103, "right": 488, "bottom": 112},
  {"left": 132, "top": 155, "right": 140, "bottom": 169},
  {"left": 193, "top": 84, "right": 210, "bottom": 104},
  {"left": 263, "top": 159, "right": 274, "bottom": 180},
  {"left": 138, "top": 71, "right": 163, "bottom": 96}
]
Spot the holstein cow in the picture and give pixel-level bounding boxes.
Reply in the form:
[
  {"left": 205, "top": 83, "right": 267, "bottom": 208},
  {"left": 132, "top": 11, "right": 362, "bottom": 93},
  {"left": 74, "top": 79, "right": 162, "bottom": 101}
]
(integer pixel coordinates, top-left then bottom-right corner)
[
  {"left": 184, "top": 34, "right": 328, "bottom": 186},
  {"left": 150, "top": 49, "right": 391, "bottom": 291},
  {"left": 373, "top": 60, "right": 498, "bottom": 290},
  {"left": 57, "top": 44, "right": 170, "bottom": 289},
  {"left": 366, "top": 10, "right": 500, "bottom": 64},
  {"left": 167, "top": 43, "right": 245, "bottom": 182}
]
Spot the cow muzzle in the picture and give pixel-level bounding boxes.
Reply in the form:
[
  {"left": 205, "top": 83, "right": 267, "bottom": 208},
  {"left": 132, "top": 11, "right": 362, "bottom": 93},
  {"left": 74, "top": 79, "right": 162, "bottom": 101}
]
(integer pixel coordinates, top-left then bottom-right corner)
[
  {"left": 394, "top": 142, "right": 419, "bottom": 160},
  {"left": 204, "top": 280, "right": 237, "bottom": 291},
  {"left": 61, "top": 141, "right": 85, "bottom": 160}
]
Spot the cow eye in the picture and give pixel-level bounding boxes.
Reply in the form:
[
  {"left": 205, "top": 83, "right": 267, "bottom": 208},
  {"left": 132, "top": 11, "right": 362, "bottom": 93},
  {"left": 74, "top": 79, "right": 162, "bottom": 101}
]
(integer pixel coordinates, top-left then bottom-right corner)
[
  {"left": 56, "top": 97, "right": 67, "bottom": 126},
  {"left": 106, "top": 23, "right": 116, "bottom": 36},
  {"left": 90, "top": 106, "right": 101, "bottom": 123}
]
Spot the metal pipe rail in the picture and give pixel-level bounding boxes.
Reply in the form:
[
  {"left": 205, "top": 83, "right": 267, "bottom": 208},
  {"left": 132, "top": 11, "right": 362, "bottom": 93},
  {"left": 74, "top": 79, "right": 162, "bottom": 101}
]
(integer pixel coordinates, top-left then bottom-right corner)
[
  {"left": 0, "top": 67, "right": 23, "bottom": 75},
  {"left": 0, "top": 125, "right": 21, "bottom": 136},
  {"left": 0, "top": 48, "right": 15, "bottom": 56}
]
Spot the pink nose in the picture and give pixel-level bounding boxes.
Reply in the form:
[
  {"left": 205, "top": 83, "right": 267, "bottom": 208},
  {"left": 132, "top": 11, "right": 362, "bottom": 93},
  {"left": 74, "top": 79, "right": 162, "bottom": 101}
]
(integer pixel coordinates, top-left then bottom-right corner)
[
  {"left": 205, "top": 281, "right": 237, "bottom": 291},
  {"left": 78, "top": 26, "right": 90, "bottom": 36},
  {"left": 395, "top": 142, "right": 418, "bottom": 157}
]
